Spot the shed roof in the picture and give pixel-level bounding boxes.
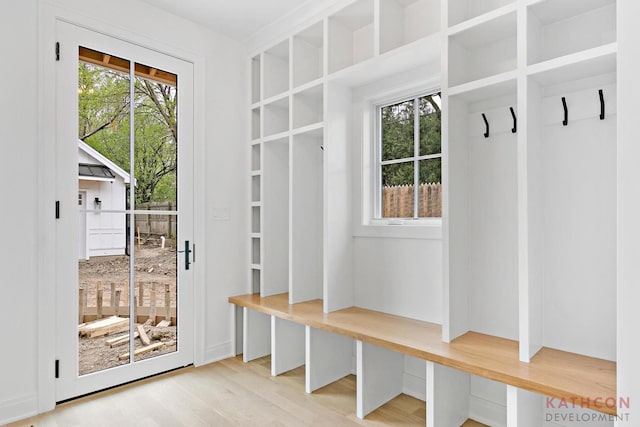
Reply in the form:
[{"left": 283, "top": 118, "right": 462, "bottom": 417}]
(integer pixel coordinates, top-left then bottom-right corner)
[
  {"left": 79, "top": 163, "right": 116, "bottom": 180},
  {"left": 78, "top": 140, "right": 131, "bottom": 184}
]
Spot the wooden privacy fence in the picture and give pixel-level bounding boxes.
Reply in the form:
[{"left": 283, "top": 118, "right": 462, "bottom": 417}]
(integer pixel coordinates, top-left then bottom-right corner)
[
  {"left": 382, "top": 183, "right": 442, "bottom": 218},
  {"left": 136, "top": 202, "right": 176, "bottom": 238},
  {"left": 78, "top": 281, "right": 176, "bottom": 325}
]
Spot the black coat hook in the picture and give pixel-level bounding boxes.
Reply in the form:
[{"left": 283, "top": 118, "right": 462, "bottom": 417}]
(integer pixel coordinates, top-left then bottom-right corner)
[
  {"left": 482, "top": 113, "right": 489, "bottom": 138},
  {"left": 510, "top": 107, "right": 517, "bottom": 133},
  {"left": 562, "top": 97, "right": 568, "bottom": 126},
  {"left": 599, "top": 89, "right": 605, "bottom": 120}
]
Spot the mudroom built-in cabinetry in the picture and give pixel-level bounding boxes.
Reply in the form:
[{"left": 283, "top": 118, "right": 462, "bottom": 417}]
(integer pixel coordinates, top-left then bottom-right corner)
[{"left": 232, "top": 1, "right": 620, "bottom": 426}]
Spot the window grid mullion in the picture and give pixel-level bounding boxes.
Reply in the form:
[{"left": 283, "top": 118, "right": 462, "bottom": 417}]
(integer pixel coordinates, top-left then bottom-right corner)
[{"left": 413, "top": 97, "right": 420, "bottom": 219}]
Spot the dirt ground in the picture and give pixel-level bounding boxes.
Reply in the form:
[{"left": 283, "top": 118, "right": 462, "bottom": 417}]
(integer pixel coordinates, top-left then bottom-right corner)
[{"left": 78, "top": 242, "right": 179, "bottom": 376}]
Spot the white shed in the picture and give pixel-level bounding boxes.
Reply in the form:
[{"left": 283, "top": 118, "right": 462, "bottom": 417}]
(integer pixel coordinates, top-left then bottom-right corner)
[{"left": 78, "top": 140, "right": 131, "bottom": 260}]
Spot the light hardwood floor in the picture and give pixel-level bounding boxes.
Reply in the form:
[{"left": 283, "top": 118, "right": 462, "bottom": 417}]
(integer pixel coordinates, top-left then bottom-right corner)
[{"left": 7, "top": 356, "right": 485, "bottom": 427}]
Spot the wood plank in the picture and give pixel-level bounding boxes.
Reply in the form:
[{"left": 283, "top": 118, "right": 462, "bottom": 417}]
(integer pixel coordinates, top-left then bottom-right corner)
[
  {"left": 96, "top": 288, "right": 103, "bottom": 320},
  {"left": 118, "top": 342, "right": 164, "bottom": 361},
  {"left": 164, "top": 284, "right": 171, "bottom": 321},
  {"left": 79, "top": 316, "right": 129, "bottom": 338},
  {"left": 105, "top": 332, "right": 139, "bottom": 348},
  {"left": 229, "top": 293, "right": 617, "bottom": 416},
  {"left": 137, "top": 324, "right": 151, "bottom": 346},
  {"left": 78, "top": 284, "right": 86, "bottom": 324},
  {"left": 156, "top": 319, "right": 171, "bottom": 328}
]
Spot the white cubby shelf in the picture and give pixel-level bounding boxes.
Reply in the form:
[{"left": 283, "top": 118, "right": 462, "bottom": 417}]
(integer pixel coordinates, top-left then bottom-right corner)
[
  {"left": 263, "top": 40, "right": 290, "bottom": 100},
  {"left": 448, "top": 0, "right": 515, "bottom": 28},
  {"left": 328, "top": 0, "right": 375, "bottom": 74},
  {"left": 293, "top": 22, "right": 324, "bottom": 88},
  {"left": 527, "top": 0, "right": 616, "bottom": 66},
  {"left": 240, "top": 0, "right": 620, "bottom": 425}
]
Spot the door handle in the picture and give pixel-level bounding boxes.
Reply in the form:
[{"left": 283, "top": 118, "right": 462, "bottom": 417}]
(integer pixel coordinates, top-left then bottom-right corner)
[{"left": 178, "top": 240, "right": 192, "bottom": 270}]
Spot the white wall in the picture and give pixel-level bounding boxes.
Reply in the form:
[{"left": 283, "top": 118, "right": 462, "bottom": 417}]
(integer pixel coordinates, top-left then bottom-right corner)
[
  {"left": 354, "top": 237, "right": 442, "bottom": 323},
  {"left": 0, "top": 0, "right": 247, "bottom": 423},
  {"left": 617, "top": 1, "right": 640, "bottom": 424},
  {"left": 0, "top": 1, "right": 40, "bottom": 422}
]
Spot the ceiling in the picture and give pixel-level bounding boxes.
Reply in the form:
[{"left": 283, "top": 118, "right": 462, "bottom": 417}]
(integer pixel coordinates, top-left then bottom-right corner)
[{"left": 141, "top": 0, "right": 321, "bottom": 43}]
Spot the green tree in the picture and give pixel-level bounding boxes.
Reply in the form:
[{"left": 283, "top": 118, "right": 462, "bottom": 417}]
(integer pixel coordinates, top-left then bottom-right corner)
[
  {"left": 78, "top": 62, "right": 177, "bottom": 204},
  {"left": 380, "top": 94, "right": 441, "bottom": 187}
]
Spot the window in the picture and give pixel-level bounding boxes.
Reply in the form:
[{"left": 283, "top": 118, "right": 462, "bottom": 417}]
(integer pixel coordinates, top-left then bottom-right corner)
[{"left": 376, "top": 92, "right": 441, "bottom": 219}]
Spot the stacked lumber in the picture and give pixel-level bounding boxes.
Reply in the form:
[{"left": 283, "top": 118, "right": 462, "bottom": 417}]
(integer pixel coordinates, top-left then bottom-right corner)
[{"left": 78, "top": 316, "right": 129, "bottom": 338}]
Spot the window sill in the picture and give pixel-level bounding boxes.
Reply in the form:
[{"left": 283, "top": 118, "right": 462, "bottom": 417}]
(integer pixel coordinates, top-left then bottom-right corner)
[{"left": 353, "top": 219, "right": 443, "bottom": 240}]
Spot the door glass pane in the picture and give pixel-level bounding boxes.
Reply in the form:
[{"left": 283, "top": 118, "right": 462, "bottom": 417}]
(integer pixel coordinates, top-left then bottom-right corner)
[
  {"left": 78, "top": 213, "right": 132, "bottom": 375},
  {"left": 133, "top": 65, "right": 178, "bottom": 210},
  {"left": 133, "top": 62, "right": 178, "bottom": 361},
  {"left": 132, "top": 213, "right": 178, "bottom": 361},
  {"left": 78, "top": 47, "right": 132, "bottom": 375},
  {"left": 381, "top": 161, "right": 414, "bottom": 218}
]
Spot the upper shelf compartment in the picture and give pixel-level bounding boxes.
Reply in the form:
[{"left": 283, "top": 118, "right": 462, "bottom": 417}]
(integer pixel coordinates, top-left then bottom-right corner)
[
  {"left": 328, "top": 0, "right": 374, "bottom": 74},
  {"left": 527, "top": 0, "right": 616, "bottom": 67},
  {"left": 293, "top": 22, "right": 324, "bottom": 88},
  {"left": 448, "top": 0, "right": 515, "bottom": 27},
  {"left": 264, "top": 40, "right": 290, "bottom": 100},
  {"left": 251, "top": 55, "right": 261, "bottom": 104},
  {"left": 448, "top": 10, "right": 517, "bottom": 87},
  {"left": 380, "top": 0, "right": 440, "bottom": 54}
]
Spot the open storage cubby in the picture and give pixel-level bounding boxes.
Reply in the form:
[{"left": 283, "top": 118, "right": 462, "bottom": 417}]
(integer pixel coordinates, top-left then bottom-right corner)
[
  {"left": 251, "top": 206, "right": 260, "bottom": 234},
  {"left": 525, "top": 60, "right": 617, "bottom": 362},
  {"left": 448, "top": 10, "right": 517, "bottom": 87},
  {"left": 427, "top": 363, "right": 508, "bottom": 427},
  {"left": 293, "top": 84, "right": 324, "bottom": 130},
  {"left": 262, "top": 138, "right": 290, "bottom": 297},
  {"left": 527, "top": 0, "right": 616, "bottom": 67},
  {"left": 293, "top": 22, "right": 324, "bottom": 88},
  {"left": 251, "top": 107, "right": 261, "bottom": 140},
  {"left": 446, "top": 79, "right": 519, "bottom": 342},
  {"left": 263, "top": 96, "right": 290, "bottom": 137},
  {"left": 251, "top": 237, "right": 260, "bottom": 265},
  {"left": 447, "top": 0, "right": 515, "bottom": 27},
  {"left": 263, "top": 40, "right": 290, "bottom": 99},
  {"left": 251, "top": 268, "right": 261, "bottom": 294},
  {"left": 271, "top": 317, "right": 306, "bottom": 376},
  {"left": 251, "top": 143, "right": 261, "bottom": 172},
  {"left": 251, "top": 55, "right": 261, "bottom": 104},
  {"left": 290, "top": 129, "right": 324, "bottom": 304},
  {"left": 380, "top": 0, "right": 440, "bottom": 54},
  {"left": 328, "top": 0, "right": 374, "bottom": 74},
  {"left": 251, "top": 175, "right": 261, "bottom": 202}
]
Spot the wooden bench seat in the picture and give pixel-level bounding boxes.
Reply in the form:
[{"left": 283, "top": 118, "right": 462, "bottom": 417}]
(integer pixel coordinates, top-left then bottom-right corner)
[{"left": 229, "top": 293, "right": 616, "bottom": 416}]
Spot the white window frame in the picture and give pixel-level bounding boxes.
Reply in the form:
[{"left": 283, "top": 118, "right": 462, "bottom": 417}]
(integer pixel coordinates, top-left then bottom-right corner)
[
  {"left": 353, "top": 77, "right": 442, "bottom": 240},
  {"left": 373, "top": 92, "right": 442, "bottom": 221}
]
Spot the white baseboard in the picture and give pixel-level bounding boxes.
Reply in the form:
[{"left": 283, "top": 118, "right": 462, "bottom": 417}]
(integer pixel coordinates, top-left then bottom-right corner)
[
  {"left": 201, "top": 341, "right": 234, "bottom": 366},
  {"left": 469, "top": 395, "right": 507, "bottom": 427},
  {"left": 0, "top": 394, "right": 38, "bottom": 426}
]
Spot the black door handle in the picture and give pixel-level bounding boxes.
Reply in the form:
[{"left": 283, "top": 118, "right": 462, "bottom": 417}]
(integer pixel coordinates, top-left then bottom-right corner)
[{"left": 178, "top": 240, "right": 192, "bottom": 270}]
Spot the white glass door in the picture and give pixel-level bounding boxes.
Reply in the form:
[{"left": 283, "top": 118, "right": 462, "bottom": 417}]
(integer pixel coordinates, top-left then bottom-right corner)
[{"left": 55, "top": 21, "right": 194, "bottom": 401}]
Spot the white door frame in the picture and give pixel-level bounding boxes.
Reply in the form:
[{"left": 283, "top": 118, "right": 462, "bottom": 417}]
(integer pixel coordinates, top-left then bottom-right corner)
[
  {"left": 38, "top": 3, "right": 207, "bottom": 412},
  {"left": 55, "top": 21, "right": 195, "bottom": 401}
]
